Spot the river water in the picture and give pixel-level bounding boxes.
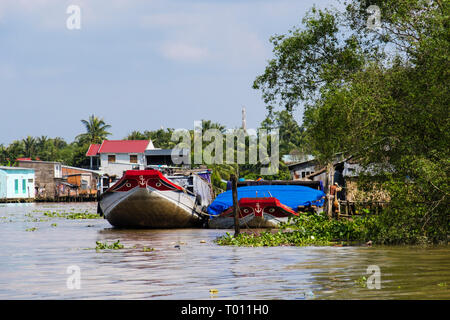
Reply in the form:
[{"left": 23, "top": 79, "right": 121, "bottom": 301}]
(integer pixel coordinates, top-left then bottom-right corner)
[{"left": 0, "top": 203, "right": 448, "bottom": 300}]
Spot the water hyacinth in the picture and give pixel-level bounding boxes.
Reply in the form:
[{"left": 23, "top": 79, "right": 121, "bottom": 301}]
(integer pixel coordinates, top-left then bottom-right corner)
[
  {"left": 215, "top": 212, "right": 373, "bottom": 247},
  {"left": 95, "top": 240, "right": 124, "bottom": 250},
  {"left": 42, "top": 210, "right": 102, "bottom": 220}
]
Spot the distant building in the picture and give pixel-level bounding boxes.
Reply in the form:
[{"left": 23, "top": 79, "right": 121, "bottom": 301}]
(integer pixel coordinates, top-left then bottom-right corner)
[
  {"left": 61, "top": 165, "right": 100, "bottom": 197},
  {"left": 289, "top": 154, "right": 390, "bottom": 204},
  {"left": 86, "top": 140, "right": 189, "bottom": 178},
  {"left": 16, "top": 159, "right": 102, "bottom": 200},
  {"left": 86, "top": 140, "right": 155, "bottom": 177},
  {"left": 16, "top": 159, "right": 63, "bottom": 200},
  {"left": 287, "top": 155, "right": 318, "bottom": 180},
  {"left": 0, "top": 166, "right": 35, "bottom": 200}
]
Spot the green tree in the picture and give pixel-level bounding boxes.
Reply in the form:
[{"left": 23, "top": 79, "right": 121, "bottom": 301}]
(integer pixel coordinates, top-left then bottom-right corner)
[
  {"left": 22, "top": 136, "right": 37, "bottom": 158},
  {"left": 76, "top": 115, "right": 112, "bottom": 145},
  {"left": 144, "top": 128, "right": 175, "bottom": 148},
  {"left": 253, "top": 0, "right": 449, "bottom": 243},
  {"left": 125, "top": 130, "right": 148, "bottom": 140}
]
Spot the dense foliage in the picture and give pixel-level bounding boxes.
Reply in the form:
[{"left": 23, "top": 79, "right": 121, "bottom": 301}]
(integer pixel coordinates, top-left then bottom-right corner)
[{"left": 252, "top": 0, "right": 449, "bottom": 244}]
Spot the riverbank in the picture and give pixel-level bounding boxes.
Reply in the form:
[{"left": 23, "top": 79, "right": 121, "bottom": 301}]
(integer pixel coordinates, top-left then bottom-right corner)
[{"left": 215, "top": 212, "right": 449, "bottom": 247}]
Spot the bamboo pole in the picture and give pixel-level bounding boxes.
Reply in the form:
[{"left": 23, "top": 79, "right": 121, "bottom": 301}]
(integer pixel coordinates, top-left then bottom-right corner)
[{"left": 230, "top": 174, "right": 240, "bottom": 236}]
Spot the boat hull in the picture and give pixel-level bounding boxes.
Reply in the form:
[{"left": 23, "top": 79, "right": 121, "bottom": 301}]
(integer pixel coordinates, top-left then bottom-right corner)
[
  {"left": 99, "top": 169, "right": 206, "bottom": 228},
  {"left": 208, "top": 197, "right": 297, "bottom": 229},
  {"left": 208, "top": 213, "right": 289, "bottom": 229},
  {"left": 101, "top": 188, "right": 201, "bottom": 228}
]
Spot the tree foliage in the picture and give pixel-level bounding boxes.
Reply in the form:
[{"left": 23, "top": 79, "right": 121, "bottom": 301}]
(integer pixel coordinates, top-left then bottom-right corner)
[{"left": 253, "top": 0, "right": 449, "bottom": 243}]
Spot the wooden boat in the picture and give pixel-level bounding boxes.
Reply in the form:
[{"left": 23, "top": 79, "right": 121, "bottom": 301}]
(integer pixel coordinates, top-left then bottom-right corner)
[
  {"left": 208, "top": 196, "right": 299, "bottom": 228},
  {"left": 207, "top": 185, "right": 325, "bottom": 229},
  {"left": 98, "top": 169, "right": 213, "bottom": 228}
]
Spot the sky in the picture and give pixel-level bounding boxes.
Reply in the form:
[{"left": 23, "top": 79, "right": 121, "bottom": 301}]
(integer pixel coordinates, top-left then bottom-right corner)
[{"left": 0, "top": 0, "right": 338, "bottom": 145}]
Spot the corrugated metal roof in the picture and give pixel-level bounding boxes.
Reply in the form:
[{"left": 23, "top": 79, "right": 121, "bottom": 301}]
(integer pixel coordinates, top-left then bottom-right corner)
[
  {"left": 0, "top": 166, "right": 35, "bottom": 172},
  {"left": 97, "top": 140, "right": 151, "bottom": 154},
  {"left": 145, "top": 148, "right": 189, "bottom": 156},
  {"left": 86, "top": 144, "right": 101, "bottom": 157},
  {"left": 61, "top": 165, "right": 101, "bottom": 175}
]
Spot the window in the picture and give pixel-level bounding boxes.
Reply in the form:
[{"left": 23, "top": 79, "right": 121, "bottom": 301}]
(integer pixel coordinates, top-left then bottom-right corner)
[
  {"left": 129, "top": 155, "right": 138, "bottom": 164},
  {"left": 108, "top": 155, "right": 116, "bottom": 163},
  {"left": 81, "top": 179, "right": 89, "bottom": 190},
  {"left": 54, "top": 164, "right": 62, "bottom": 178},
  {"left": 22, "top": 179, "right": 26, "bottom": 193},
  {"left": 15, "top": 179, "right": 19, "bottom": 194}
]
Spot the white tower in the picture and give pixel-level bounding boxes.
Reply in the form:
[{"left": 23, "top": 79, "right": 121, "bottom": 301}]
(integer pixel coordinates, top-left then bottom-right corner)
[{"left": 242, "top": 106, "right": 247, "bottom": 133}]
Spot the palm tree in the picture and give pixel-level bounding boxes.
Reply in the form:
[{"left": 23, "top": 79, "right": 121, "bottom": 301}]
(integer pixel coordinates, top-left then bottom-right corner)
[
  {"left": 125, "top": 130, "right": 147, "bottom": 140},
  {"left": 37, "top": 136, "right": 49, "bottom": 148},
  {"left": 201, "top": 120, "right": 225, "bottom": 134},
  {"left": 76, "top": 115, "right": 112, "bottom": 145},
  {"left": 23, "top": 136, "right": 37, "bottom": 158},
  {"left": 52, "top": 137, "right": 67, "bottom": 149}
]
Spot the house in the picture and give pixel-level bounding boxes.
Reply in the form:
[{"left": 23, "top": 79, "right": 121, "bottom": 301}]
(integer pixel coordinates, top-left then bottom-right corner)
[
  {"left": 296, "top": 155, "right": 390, "bottom": 204},
  {"left": 61, "top": 165, "right": 100, "bottom": 198},
  {"left": 16, "top": 159, "right": 103, "bottom": 200},
  {"left": 0, "top": 166, "right": 35, "bottom": 201},
  {"left": 287, "top": 155, "right": 318, "bottom": 180},
  {"left": 86, "top": 140, "right": 155, "bottom": 177},
  {"left": 16, "top": 159, "right": 63, "bottom": 200},
  {"left": 86, "top": 140, "right": 189, "bottom": 178}
]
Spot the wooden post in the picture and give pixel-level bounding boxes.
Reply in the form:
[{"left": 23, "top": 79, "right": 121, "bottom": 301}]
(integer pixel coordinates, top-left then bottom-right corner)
[
  {"left": 327, "top": 163, "right": 334, "bottom": 219},
  {"left": 231, "top": 174, "right": 240, "bottom": 236}
]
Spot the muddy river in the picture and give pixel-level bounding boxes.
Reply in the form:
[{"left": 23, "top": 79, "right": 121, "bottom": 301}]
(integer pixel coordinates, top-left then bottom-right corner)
[{"left": 0, "top": 203, "right": 448, "bottom": 299}]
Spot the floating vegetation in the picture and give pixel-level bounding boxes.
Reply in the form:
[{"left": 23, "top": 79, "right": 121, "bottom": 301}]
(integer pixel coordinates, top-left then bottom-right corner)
[
  {"left": 95, "top": 240, "right": 124, "bottom": 250},
  {"left": 26, "top": 217, "right": 50, "bottom": 223},
  {"left": 25, "top": 227, "right": 38, "bottom": 232},
  {"left": 354, "top": 276, "right": 367, "bottom": 288},
  {"left": 42, "top": 210, "right": 102, "bottom": 220},
  {"left": 215, "top": 231, "right": 331, "bottom": 247},
  {"left": 215, "top": 213, "right": 371, "bottom": 247},
  {"left": 51, "top": 223, "right": 57, "bottom": 227},
  {"left": 142, "top": 247, "right": 154, "bottom": 252},
  {"left": 437, "top": 282, "right": 447, "bottom": 287}
]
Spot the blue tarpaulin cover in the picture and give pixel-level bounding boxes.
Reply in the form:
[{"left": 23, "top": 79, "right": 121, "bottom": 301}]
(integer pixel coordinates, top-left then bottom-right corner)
[{"left": 207, "top": 185, "right": 326, "bottom": 216}]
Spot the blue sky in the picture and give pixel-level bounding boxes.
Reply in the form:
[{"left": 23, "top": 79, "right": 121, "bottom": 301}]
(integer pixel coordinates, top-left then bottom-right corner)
[{"left": 0, "top": 0, "right": 338, "bottom": 145}]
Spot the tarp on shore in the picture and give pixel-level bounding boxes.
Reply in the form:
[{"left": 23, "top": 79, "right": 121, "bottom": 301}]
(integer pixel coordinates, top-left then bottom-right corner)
[{"left": 207, "top": 185, "right": 326, "bottom": 216}]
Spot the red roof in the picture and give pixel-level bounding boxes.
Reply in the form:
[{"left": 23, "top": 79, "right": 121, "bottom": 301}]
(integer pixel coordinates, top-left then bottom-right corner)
[
  {"left": 16, "top": 157, "right": 40, "bottom": 161},
  {"left": 86, "top": 144, "right": 101, "bottom": 157},
  {"left": 97, "top": 140, "right": 151, "bottom": 154}
]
